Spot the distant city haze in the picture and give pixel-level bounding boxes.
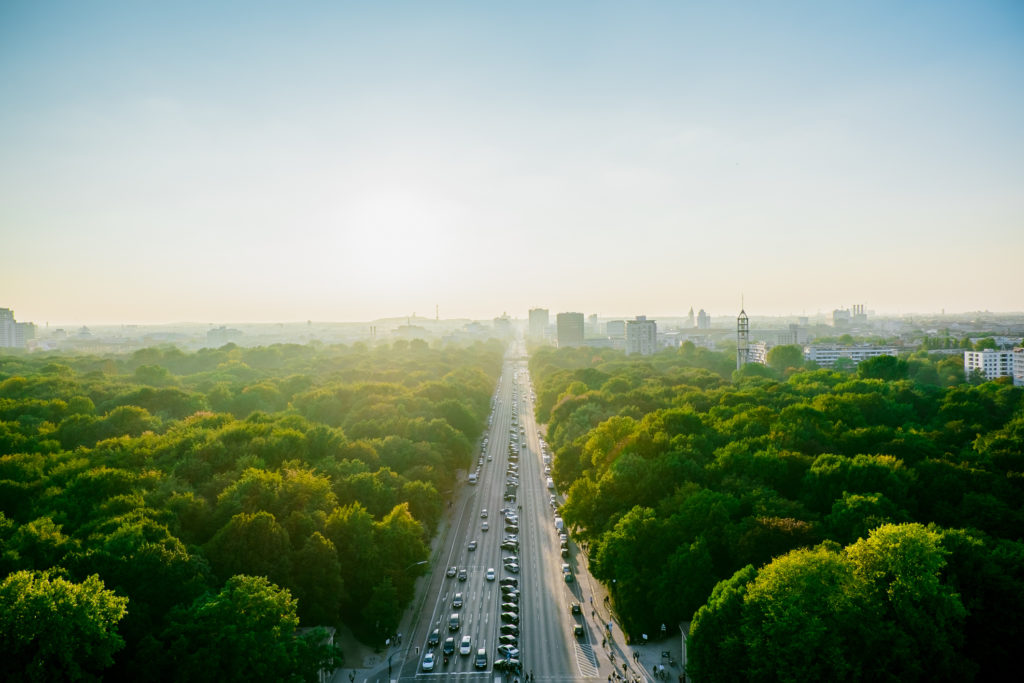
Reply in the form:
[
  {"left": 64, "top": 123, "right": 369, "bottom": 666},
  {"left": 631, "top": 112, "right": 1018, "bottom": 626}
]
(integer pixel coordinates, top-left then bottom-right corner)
[{"left": 2, "top": 2, "right": 1022, "bottom": 325}]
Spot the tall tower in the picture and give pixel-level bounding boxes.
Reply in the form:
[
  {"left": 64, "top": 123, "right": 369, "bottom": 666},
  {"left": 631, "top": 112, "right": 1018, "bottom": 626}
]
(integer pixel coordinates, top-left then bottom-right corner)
[{"left": 737, "top": 307, "right": 749, "bottom": 370}]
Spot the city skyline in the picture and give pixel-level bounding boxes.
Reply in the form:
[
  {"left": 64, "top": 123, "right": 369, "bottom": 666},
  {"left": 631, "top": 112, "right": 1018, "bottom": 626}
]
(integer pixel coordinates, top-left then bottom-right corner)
[{"left": 2, "top": 2, "right": 1023, "bottom": 324}]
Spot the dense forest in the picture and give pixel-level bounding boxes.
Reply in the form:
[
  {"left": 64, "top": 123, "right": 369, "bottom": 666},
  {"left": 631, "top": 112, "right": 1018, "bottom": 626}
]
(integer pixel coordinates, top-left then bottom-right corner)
[
  {"left": 530, "top": 343, "right": 1024, "bottom": 681},
  {"left": 0, "top": 340, "right": 502, "bottom": 681}
]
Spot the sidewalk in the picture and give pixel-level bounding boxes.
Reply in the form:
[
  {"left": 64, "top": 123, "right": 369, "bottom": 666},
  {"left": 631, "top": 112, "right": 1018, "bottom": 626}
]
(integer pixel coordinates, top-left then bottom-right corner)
[{"left": 577, "top": 546, "right": 688, "bottom": 682}]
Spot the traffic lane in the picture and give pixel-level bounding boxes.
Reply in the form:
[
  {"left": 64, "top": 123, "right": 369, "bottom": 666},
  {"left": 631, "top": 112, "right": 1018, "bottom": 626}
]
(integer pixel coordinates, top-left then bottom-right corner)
[{"left": 409, "top": 359, "right": 515, "bottom": 678}]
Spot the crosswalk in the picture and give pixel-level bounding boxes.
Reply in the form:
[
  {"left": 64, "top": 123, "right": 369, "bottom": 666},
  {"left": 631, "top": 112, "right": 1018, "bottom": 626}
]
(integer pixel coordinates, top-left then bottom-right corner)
[{"left": 574, "top": 641, "right": 600, "bottom": 678}]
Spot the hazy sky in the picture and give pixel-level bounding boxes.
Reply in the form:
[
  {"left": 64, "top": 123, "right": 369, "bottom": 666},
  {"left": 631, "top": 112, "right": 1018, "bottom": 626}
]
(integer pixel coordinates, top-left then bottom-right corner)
[{"left": 2, "top": 1, "right": 1022, "bottom": 324}]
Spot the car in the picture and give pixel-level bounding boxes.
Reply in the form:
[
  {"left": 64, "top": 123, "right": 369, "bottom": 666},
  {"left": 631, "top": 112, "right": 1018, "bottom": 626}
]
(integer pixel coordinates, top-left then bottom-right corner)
[
  {"left": 503, "top": 555, "right": 518, "bottom": 564},
  {"left": 428, "top": 628, "right": 440, "bottom": 647},
  {"left": 504, "top": 534, "right": 519, "bottom": 542},
  {"left": 459, "top": 635, "right": 472, "bottom": 655},
  {"left": 468, "top": 540, "right": 477, "bottom": 551},
  {"left": 499, "top": 577, "right": 518, "bottom": 587},
  {"left": 499, "top": 634, "right": 518, "bottom": 646},
  {"left": 504, "top": 563, "right": 519, "bottom": 574},
  {"left": 500, "top": 602, "right": 519, "bottom": 613},
  {"left": 500, "top": 624, "right": 520, "bottom": 636},
  {"left": 446, "top": 566, "right": 457, "bottom": 578},
  {"left": 474, "top": 648, "right": 488, "bottom": 670},
  {"left": 486, "top": 567, "right": 495, "bottom": 581},
  {"left": 494, "top": 658, "right": 522, "bottom": 673},
  {"left": 561, "top": 563, "right": 570, "bottom": 575},
  {"left": 503, "top": 592, "right": 519, "bottom": 604},
  {"left": 565, "top": 571, "right": 574, "bottom": 583},
  {"left": 481, "top": 521, "right": 489, "bottom": 532},
  {"left": 571, "top": 602, "right": 581, "bottom": 615},
  {"left": 505, "top": 525, "right": 519, "bottom": 533},
  {"left": 443, "top": 636, "right": 456, "bottom": 655},
  {"left": 481, "top": 509, "right": 488, "bottom": 518},
  {"left": 458, "top": 568, "right": 467, "bottom": 581},
  {"left": 487, "top": 454, "right": 493, "bottom": 461},
  {"left": 496, "top": 644, "right": 520, "bottom": 659},
  {"left": 422, "top": 652, "right": 435, "bottom": 671},
  {"left": 561, "top": 546, "right": 569, "bottom": 557},
  {"left": 500, "top": 612, "right": 519, "bottom": 623},
  {"left": 574, "top": 624, "right": 585, "bottom": 638},
  {"left": 452, "top": 592, "right": 464, "bottom": 608},
  {"left": 501, "top": 541, "right": 518, "bottom": 551}
]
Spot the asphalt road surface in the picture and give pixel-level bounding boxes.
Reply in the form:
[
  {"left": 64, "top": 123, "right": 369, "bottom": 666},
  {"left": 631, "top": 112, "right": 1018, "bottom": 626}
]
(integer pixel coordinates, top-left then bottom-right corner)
[{"left": 393, "top": 342, "right": 609, "bottom": 682}]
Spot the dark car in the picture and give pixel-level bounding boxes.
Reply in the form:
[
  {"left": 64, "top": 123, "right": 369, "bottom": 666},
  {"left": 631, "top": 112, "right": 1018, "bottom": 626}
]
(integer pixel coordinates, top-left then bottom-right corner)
[
  {"left": 500, "top": 541, "right": 518, "bottom": 551},
  {"left": 443, "top": 637, "right": 456, "bottom": 655},
  {"left": 500, "top": 602, "right": 519, "bottom": 613},
  {"left": 500, "top": 624, "right": 520, "bottom": 636},
  {"left": 467, "top": 540, "right": 478, "bottom": 551},
  {"left": 574, "top": 624, "right": 585, "bottom": 638},
  {"left": 500, "top": 612, "right": 519, "bottom": 623},
  {"left": 499, "top": 634, "right": 518, "bottom": 646},
  {"left": 458, "top": 568, "right": 468, "bottom": 581},
  {"left": 428, "top": 628, "right": 440, "bottom": 647},
  {"left": 494, "top": 658, "right": 522, "bottom": 673},
  {"left": 499, "top": 577, "right": 518, "bottom": 587}
]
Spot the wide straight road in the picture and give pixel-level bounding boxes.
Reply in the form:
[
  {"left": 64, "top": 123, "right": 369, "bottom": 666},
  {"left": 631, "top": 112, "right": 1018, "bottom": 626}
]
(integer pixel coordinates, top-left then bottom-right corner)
[{"left": 391, "top": 341, "right": 615, "bottom": 682}]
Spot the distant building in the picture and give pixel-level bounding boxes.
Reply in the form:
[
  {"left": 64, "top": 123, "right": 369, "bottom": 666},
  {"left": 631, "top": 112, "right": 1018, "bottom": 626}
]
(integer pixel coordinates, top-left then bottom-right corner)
[
  {"left": 587, "top": 314, "right": 599, "bottom": 336},
  {"left": 0, "top": 308, "right": 35, "bottom": 348},
  {"left": 493, "top": 314, "right": 513, "bottom": 338},
  {"left": 832, "top": 308, "right": 851, "bottom": 327},
  {"left": 748, "top": 341, "right": 769, "bottom": 365},
  {"left": 606, "top": 320, "right": 626, "bottom": 339},
  {"left": 697, "top": 309, "right": 710, "bottom": 329},
  {"left": 207, "top": 326, "right": 243, "bottom": 346},
  {"left": 528, "top": 308, "right": 549, "bottom": 341},
  {"left": 964, "top": 349, "right": 1015, "bottom": 382},
  {"left": 1014, "top": 348, "right": 1024, "bottom": 387},
  {"left": 804, "top": 344, "right": 897, "bottom": 368},
  {"left": 556, "top": 312, "right": 584, "bottom": 348},
  {"left": 625, "top": 316, "right": 657, "bottom": 356},
  {"left": 687, "top": 307, "right": 695, "bottom": 328}
]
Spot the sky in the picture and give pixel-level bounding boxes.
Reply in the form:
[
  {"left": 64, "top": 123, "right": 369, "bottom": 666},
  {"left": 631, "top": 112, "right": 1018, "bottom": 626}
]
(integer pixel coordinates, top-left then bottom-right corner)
[{"left": 2, "top": 1, "right": 1022, "bottom": 325}]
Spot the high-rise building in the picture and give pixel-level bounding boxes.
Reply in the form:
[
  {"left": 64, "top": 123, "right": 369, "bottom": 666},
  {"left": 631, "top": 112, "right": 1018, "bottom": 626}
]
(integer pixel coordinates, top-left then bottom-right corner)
[
  {"left": 606, "top": 320, "right": 626, "bottom": 339},
  {"left": 625, "top": 316, "right": 657, "bottom": 355},
  {"left": 0, "top": 308, "right": 34, "bottom": 348},
  {"left": 556, "top": 312, "right": 584, "bottom": 348},
  {"left": 528, "top": 308, "right": 549, "bottom": 341},
  {"left": 587, "top": 314, "right": 599, "bottom": 336},
  {"left": 1013, "top": 348, "right": 1024, "bottom": 387},
  {"left": 697, "top": 309, "right": 710, "bottom": 329},
  {"left": 687, "top": 307, "right": 695, "bottom": 328}
]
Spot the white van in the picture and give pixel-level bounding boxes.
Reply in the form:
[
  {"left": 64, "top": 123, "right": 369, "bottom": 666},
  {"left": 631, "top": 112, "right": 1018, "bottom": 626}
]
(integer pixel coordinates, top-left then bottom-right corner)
[{"left": 468, "top": 473, "right": 478, "bottom": 485}]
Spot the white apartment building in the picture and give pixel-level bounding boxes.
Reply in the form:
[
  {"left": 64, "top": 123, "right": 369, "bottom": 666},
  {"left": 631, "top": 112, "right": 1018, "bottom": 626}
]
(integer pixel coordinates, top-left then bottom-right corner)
[
  {"left": 804, "top": 344, "right": 897, "bottom": 368},
  {"left": 0, "top": 308, "right": 35, "bottom": 348},
  {"left": 1014, "top": 348, "right": 1024, "bottom": 387},
  {"left": 625, "top": 316, "right": 657, "bottom": 356},
  {"left": 748, "top": 341, "right": 769, "bottom": 365},
  {"left": 964, "top": 349, "right": 1015, "bottom": 382}
]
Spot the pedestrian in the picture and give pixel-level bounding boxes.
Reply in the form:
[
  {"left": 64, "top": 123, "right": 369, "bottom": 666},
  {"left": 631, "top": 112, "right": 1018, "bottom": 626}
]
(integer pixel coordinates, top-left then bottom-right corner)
[{"left": 590, "top": 595, "right": 594, "bottom": 604}]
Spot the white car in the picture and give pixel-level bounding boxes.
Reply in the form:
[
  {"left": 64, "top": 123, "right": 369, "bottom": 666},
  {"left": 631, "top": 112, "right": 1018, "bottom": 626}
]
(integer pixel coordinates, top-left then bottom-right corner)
[
  {"left": 460, "top": 635, "right": 472, "bottom": 655},
  {"left": 422, "top": 652, "right": 435, "bottom": 671},
  {"left": 486, "top": 567, "right": 496, "bottom": 581}
]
